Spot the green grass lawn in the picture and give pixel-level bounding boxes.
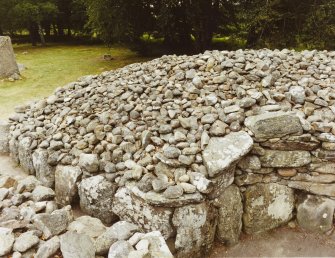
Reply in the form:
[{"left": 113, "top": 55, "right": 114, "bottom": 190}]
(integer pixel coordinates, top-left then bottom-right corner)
[{"left": 0, "top": 44, "right": 150, "bottom": 119}]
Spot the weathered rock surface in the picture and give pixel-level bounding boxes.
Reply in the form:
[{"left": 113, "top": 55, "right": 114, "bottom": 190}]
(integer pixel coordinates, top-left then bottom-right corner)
[
  {"left": 78, "top": 175, "right": 118, "bottom": 224},
  {"left": 203, "top": 132, "right": 253, "bottom": 177},
  {"left": 213, "top": 185, "right": 243, "bottom": 246},
  {"left": 112, "top": 187, "right": 174, "bottom": 239},
  {"left": 0, "top": 120, "right": 10, "bottom": 154},
  {"left": 67, "top": 216, "right": 106, "bottom": 239},
  {"left": 0, "top": 36, "right": 19, "bottom": 78},
  {"left": 243, "top": 183, "right": 294, "bottom": 234},
  {"left": 0, "top": 227, "right": 15, "bottom": 256},
  {"left": 60, "top": 231, "right": 95, "bottom": 258},
  {"left": 13, "top": 231, "right": 40, "bottom": 253},
  {"left": 260, "top": 150, "right": 311, "bottom": 167},
  {"left": 296, "top": 194, "right": 335, "bottom": 233},
  {"left": 55, "top": 166, "right": 82, "bottom": 206},
  {"left": 32, "top": 149, "right": 55, "bottom": 187},
  {"left": 173, "top": 203, "right": 217, "bottom": 258},
  {"left": 245, "top": 112, "right": 303, "bottom": 139},
  {"left": 108, "top": 240, "right": 134, "bottom": 258},
  {"left": 95, "top": 221, "right": 139, "bottom": 255},
  {"left": 35, "top": 236, "right": 60, "bottom": 258}
]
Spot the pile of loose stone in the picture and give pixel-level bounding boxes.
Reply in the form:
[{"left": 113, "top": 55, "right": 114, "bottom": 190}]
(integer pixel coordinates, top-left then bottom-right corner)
[
  {"left": 0, "top": 174, "right": 173, "bottom": 258},
  {"left": 2, "top": 48, "right": 335, "bottom": 257}
]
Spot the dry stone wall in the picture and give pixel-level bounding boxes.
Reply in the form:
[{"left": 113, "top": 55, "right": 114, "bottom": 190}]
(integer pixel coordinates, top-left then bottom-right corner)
[{"left": 2, "top": 48, "right": 335, "bottom": 257}]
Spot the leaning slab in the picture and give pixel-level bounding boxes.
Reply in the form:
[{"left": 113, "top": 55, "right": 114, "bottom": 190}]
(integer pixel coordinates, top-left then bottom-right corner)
[
  {"left": 0, "top": 120, "right": 10, "bottom": 154},
  {"left": 203, "top": 131, "right": 253, "bottom": 178}
]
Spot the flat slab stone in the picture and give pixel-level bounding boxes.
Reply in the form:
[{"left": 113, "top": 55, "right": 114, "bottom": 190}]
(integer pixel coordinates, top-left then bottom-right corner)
[
  {"left": 260, "top": 150, "right": 311, "bottom": 167},
  {"left": 245, "top": 112, "right": 303, "bottom": 139},
  {"left": 287, "top": 181, "right": 335, "bottom": 197},
  {"left": 132, "top": 186, "right": 204, "bottom": 207},
  {"left": 203, "top": 131, "right": 253, "bottom": 177}
]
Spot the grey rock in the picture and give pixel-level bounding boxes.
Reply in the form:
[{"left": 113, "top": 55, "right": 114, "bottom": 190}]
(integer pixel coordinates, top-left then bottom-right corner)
[
  {"left": 0, "top": 120, "right": 10, "bottom": 154},
  {"left": 173, "top": 203, "right": 217, "bottom": 258},
  {"left": 245, "top": 112, "right": 303, "bottom": 139},
  {"left": 296, "top": 194, "right": 335, "bottom": 233},
  {"left": 95, "top": 221, "right": 139, "bottom": 255},
  {"left": 260, "top": 150, "right": 311, "bottom": 167},
  {"left": 214, "top": 185, "right": 243, "bottom": 246},
  {"left": 34, "top": 206, "right": 73, "bottom": 239},
  {"left": 243, "top": 183, "right": 294, "bottom": 234},
  {"left": 112, "top": 187, "right": 174, "bottom": 239},
  {"left": 60, "top": 231, "right": 95, "bottom": 258},
  {"left": 67, "top": 216, "right": 106, "bottom": 239},
  {"left": 32, "top": 148, "right": 55, "bottom": 188},
  {"left": 203, "top": 131, "right": 253, "bottom": 177},
  {"left": 163, "top": 185, "right": 184, "bottom": 199},
  {"left": 108, "top": 240, "right": 134, "bottom": 258},
  {"left": 55, "top": 166, "right": 82, "bottom": 206},
  {"left": 0, "top": 227, "right": 15, "bottom": 256},
  {"left": 78, "top": 175, "right": 118, "bottom": 224},
  {"left": 32, "top": 185, "right": 55, "bottom": 201},
  {"left": 35, "top": 236, "right": 60, "bottom": 258},
  {"left": 78, "top": 153, "right": 99, "bottom": 173},
  {"left": 13, "top": 231, "right": 40, "bottom": 253}
]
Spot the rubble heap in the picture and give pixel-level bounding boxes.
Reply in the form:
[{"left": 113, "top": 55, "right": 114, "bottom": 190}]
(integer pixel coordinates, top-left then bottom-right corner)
[{"left": 2, "top": 48, "right": 335, "bottom": 257}]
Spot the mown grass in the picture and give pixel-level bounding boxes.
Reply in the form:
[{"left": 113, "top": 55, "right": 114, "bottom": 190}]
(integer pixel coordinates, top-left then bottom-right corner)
[{"left": 0, "top": 44, "right": 150, "bottom": 119}]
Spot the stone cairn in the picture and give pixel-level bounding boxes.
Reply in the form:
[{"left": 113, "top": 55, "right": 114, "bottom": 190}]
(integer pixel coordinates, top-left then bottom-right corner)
[
  {"left": 1, "top": 48, "right": 335, "bottom": 257},
  {"left": 0, "top": 36, "right": 20, "bottom": 80}
]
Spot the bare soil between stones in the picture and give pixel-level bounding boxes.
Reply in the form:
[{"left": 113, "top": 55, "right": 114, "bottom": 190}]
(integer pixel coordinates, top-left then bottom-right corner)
[{"left": 1, "top": 154, "right": 335, "bottom": 257}]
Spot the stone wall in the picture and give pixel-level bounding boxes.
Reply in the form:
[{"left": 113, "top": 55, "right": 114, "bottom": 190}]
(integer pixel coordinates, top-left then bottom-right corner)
[
  {"left": 0, "top": 36, "right": 19, "bottom": 79},
  {"left": 3, "top": 49, "right": 335, "bottom": 257}
]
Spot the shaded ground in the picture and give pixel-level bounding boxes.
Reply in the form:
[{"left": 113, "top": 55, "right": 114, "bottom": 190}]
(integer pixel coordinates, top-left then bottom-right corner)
[
  {"left": 209, "top": 226, "right": 335, "bottom": 257},
  {"left": 1, "top": 154, "right": 335, "bottom": 257},
  {"left": 0, "top": 44, "right": 150, "bottom": 119}
]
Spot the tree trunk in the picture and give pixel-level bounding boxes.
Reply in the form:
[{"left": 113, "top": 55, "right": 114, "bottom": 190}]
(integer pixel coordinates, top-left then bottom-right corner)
[
  {"left": 38, "top": 23, "right": 46, "bottom": 46},
  {"left": 29, "top": 24, "right": 39, "bottom": 46}
]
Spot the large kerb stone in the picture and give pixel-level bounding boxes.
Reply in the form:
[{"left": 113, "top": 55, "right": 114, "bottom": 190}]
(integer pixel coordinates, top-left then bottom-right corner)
[
  {"left": 203, "top": 131, "right": 253, "bottom": 178},
  {"left": 243, "top": 183, "right": 294, "bottom": 234},
  {"left": 245, "top": 112, "right": 303, "bottom": 139},
  {"left": 260, "top": 150, "right": 311, "bottom": 167}
]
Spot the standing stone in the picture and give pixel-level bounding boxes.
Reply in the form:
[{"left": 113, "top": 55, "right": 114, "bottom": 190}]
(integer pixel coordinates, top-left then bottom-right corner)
[
  {"left": 60, "top": 231, "right": 95, "bottom": 258},
  {"left": 245, "top": 112, "right": 303, "bottom": 139},
  {"left": 0, "top": 36, "right": 19, "bottom": 78},
  {"left": 296, "top": 194, "right": 335, "bottom": 233},
  {"left": 55, "top": 166, "right": 82, "bottom": 206},
  {"left": 260, "top": 150, "right": 311, "bottom": 167},
  {"left": 0, "top": 120, "right": 9, "bottom": 154},
  {"left": 213, "top": 185, "right": 243, "bottom": 246},
  {"left": 172, "top": 203, "right": 217, "bottom": 258},
  {"left": 0, "top": 227, "right": 15, "bottom": 256},
  {"left": 32, "top": 149, "right": 55, "bottom": 188},
  {"left": 112, "top": 187, "right": 174, "bottom": 239},
  {"left": 243, "top": 183, "right": 294, "bottom": 234},
  {"left": 78, "top": 175, "right": 118, "bottom": 224},
  {"left": 203, "top": 131, "right": 253, "bottom": 177},
  {"left": 18, "top": 137, "right": 35, "bottom": 174}
]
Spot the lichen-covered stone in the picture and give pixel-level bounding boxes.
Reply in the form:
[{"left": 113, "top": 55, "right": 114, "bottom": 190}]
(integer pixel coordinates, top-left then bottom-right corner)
[
  {"left": 0, "top": 120, "right": 10, "bottom": 154},
  {"left": 78, "top": 175, "right": 118, "bottom": 224},
  {"left": 18, "top": 137, "right": 35, "bottom": 174},
  {"left": 296, "top": 194, "right": 335, "bottom": 233},
  {"left": 172, "top": 203, "right": 217, "bottom": 258},
  {"left": 213, "top": 185, "right": 243, "bottom": 246},
  {"left": 55, "top": 166, "right": 82, "bottom": 206},
  {"left": 203, "top": 131, "right": 253, "bottom": 178},
  {"left": 243, "top": 183, "right": 294, "bottom": 234},
  {"left": 112, "top": 187, "right": 174, "bottom": 239},
  {"left": 287, "top": 181, "right": 335, "bottom": 197},
  {"left": 32, "top": 149, "right": 55, "bottom": 188},
  {"left": 260, "top": 150, "right": 311, "bottom": 167},
  {"left": 245, "top": 112, "right": 303, "bottom": 139},
  {"left": 60, "top": 231, "right": 95, "bottom": 258}
]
